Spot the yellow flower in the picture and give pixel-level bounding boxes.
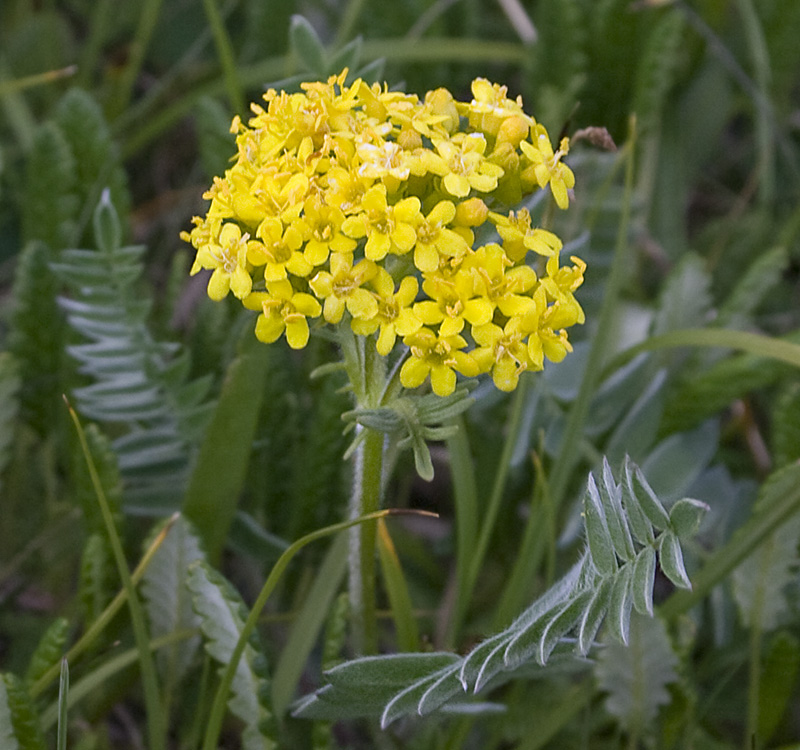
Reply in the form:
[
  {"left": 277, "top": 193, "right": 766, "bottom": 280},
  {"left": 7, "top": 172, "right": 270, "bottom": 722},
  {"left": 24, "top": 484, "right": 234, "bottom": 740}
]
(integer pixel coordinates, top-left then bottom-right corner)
[
  {"left": 243, "top": 280, "right": 322, "bottom": 349},
  {"left": 309, "top": 252, "right": 378, "bottom": 323},
  {"left": 412, "top": 200, "right": 469, "bottom": 273},
  {"left": 415, "top": 270, "right": 493, "bottom": 337},
  {"left": 417, "top": 133, "right": 504, "bottom": 198},
  {"left": 341, "top": 184, "right": 420, "bottom": 261},
  {"left": 466, "top": 243, "right": 538, "bottom": 317},
  {"left": 540, "top": 254, "right": 586, "bottom": 327},
  {"left": 471, "top": 316, "right": 539, "bottom": 391},
  {"left": 520, "top": 125, "right": 575, "bottom": 209},
  {"left": 295, "top": 196, "right": 357, "bottom": 264},
  {"left": 190, "top": 222, "right": 259, "bottom": 301},
  {"left": 351, "top": 268, "right": 422, "bottom": 355},
  {"left": 463, "top": 78, "right": 533, "bottom": 138},
  {"left": 400, "top": 327, "right": 480, "bottom": 397},
  {"left": 489, "top": 208, "right": 563, "bottom": 263},
  {"left": 253, "top": 217, "right": 314, "bottom": 282}
]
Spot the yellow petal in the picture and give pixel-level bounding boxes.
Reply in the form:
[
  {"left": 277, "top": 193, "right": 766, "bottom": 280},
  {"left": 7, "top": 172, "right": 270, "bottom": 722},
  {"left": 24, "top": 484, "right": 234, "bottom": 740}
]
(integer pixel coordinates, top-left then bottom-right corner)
[
  {"left": 430, "top": 364, "right": 456, "bottom": 396},
  {"left": 285, "top": 318, "right": 310, "bottom": 349},
  {"left": 401, "top": 357, "right": 430, "bottom": 389}
]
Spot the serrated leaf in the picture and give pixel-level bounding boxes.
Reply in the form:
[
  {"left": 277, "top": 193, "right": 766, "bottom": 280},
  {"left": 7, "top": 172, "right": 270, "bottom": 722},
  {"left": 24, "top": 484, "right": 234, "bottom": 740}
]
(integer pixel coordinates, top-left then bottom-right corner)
[
  {"left": 24, "top": 618, "right": 70, "bottom": 687},
  {"left": 658, "top": 531, "right": 691, "bottom": 590},
  {"left": 0, "top": 674, "right": 45, "bottom": 750},
  {"left": 732, "top": 516, "right": 800, "bottom": 631},
  {"left": 718, "top": 246, "right": 788, "bottom": 328},
  {"left": 596, "top": 613, "right": 678, "bottom": 736},
  {"left": 186, "top": 561, "right": 274, "bottom": 750},
  {"left": 584, "top": 475, "right": 618, "bottom": 576},
  {"left": 141, "top": 515, "right": 204, "bottom": 683},
  {"left": 0, "top": 677, "right": 21, "bottom": 750},
  {"left": 669, "top": 497, "right": 709, "bottom": 538},
  {"left": 631, "top": 547, "right": 656, "bottom": 616}
]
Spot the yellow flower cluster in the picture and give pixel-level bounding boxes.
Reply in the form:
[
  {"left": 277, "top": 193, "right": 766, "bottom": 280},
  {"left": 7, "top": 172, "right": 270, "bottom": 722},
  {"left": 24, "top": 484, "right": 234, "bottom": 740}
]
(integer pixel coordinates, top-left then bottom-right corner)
[{"left": 182, "top": 71, "right": 585, "bottom": 396}]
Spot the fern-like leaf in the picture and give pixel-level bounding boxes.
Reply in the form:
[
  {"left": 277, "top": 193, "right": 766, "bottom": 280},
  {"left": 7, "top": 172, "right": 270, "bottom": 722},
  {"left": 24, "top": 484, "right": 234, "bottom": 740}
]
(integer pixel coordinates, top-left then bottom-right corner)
[
  {"left": 595, "top": 612, "right": 678, "bottom": 736},
  {"left": 8, "top": 241, "right": 65, "bottom": 436},
  {"left": 632, "top": 8, "right": 685, "bottom": 136},
  {"left": 187, "top": 561, "right": 275, "bottom": 750},
  {"left": 79, "top": 533, "right": 112, "bottom": 626},
  {"left": 0, "top": 353, "right": 21, "bottom": 493},
  {"left": 295, "top": 456, "right": 706, "bottom": 726},
  {"left": 54, "top": 87, "right": 130, "bottom": 240},
  {"left": 24, "top": 618, "right": 70, "bottom": 687},
  {"left": 0, "top": 673, "right": 45, "bottom": 750},
  {"left": 140, "top": 515, "right": 204, "bottom": 684},
  {"left": 732, "top": 515, "right": 800, "bottom": 632},
  {"left": 21, "top": 121, "right": 77, "bottom": 250},
  {"left": 55, "top": 191, "right": 214, "bottom": 512}
]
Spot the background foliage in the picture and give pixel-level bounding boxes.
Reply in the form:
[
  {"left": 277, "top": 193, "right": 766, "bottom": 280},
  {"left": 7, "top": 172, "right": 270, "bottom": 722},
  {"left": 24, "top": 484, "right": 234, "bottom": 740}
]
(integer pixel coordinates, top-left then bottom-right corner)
[{"left": 1, "top": 0, "right": 800, "bottom": 748}]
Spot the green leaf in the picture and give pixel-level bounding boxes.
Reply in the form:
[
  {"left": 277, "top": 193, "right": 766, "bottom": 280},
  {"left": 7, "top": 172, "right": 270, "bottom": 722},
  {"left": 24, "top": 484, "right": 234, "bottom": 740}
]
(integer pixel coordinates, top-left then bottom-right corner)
[
  {"left": 0, "top": 673, "right": 45, "bottom": 750},
  {"left": 56, "top": 660, "right": 68, "bottom": 750},
  {"left": 187, "top": 561, "right": 275, "bottom": 750},
  {"left": 658, "top": 531, "right": 691, "bottom": 590},
  {"left": 22, "top": 121, "right": 77, "bottom": 249},
  {"left": 289, "top": 15, "right": 327, "bottom": 77},
  {"left": 717, "top": 246, "right": 788, "bottom": 328},
  {"left": 92, "top": 188, "right": 121, "bottom": 255},
  {"left": 596, "top": 613, "right": 678, "bottom": 736},
  {"left": 182, "top": 335, "right": 270, "bottom": 560},
  {"left": 577, "top": 578, "right": 611, "bottom": 655},
  {"left": 758, "top": 631, "right": 800, "bottom": 743},
  {"left": 625, "top": 461, "right": 670, "bottom": 531},
  {"left": 631, "top": 547, "right": 656, "bottom": 617},
  {"left": 668, "top": 497, "right": 709, "bottom": 539},
  {"left": 24, "top": 619, "right": 70, "bottom": 687},
  {"left": 772, "top": 382, "right": 800, "bottom": 468},
  {"left": 732, "top": 516, "right": 800, "bottom": 631},
  {"left": 584, "top": 475, "right": 618, "bottom": 576},
  {"left": 632, "top": 8, "right": 684, "bottom": 136},
  {"left": 0, "top": 354, "right": 21, "bottom": 492},
  {"left": 0, "top": 677, "right": 21, "bottom": 750},
  {"left": 195, "top": 96, "right": 236, "bottom": 180},
  {"left": 620, "top": 456, "right": 656, "bottom": 544},
  {"left": 651, "top": 254, "right": 712, "bottom": 340},
  {"left": 598, "top": 458, "right": 635, "bottom": 561},
  {"left": 641, "top": 420, "right": 718, "bottom": 502},
  {"left": 140, "top": 515, "right": 204, "bottom": 684},
  {"left": 606, "top": 562, "right": 633, "bottom": 645}
]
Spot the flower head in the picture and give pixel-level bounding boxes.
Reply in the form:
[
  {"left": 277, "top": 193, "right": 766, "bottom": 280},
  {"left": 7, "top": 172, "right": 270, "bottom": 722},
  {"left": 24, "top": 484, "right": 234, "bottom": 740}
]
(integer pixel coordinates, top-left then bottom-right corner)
[{"left": 183, "top": 70, "right": 586, "bottom": 396}]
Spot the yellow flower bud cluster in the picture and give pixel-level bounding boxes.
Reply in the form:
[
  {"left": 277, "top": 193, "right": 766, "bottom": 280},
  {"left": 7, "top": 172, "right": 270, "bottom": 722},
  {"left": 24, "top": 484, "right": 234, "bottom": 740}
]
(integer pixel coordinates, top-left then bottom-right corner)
[{"left": 182, "top": 70, "right": 585, "bottom": 396}]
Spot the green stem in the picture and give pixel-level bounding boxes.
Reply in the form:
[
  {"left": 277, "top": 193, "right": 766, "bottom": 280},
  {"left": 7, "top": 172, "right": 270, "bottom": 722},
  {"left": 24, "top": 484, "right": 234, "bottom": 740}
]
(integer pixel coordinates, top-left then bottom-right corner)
[
  {"left": 201, "top": 0, "right": 245, "bottom": 115},
  {"left": 66, "top": 402, "right": 165, "bottom": 750},
  {"left": 746, "top": 619, "right": 763, "bottom": 750},
  {"left": 452, "top": 375, "right": 531, "bottom": 638},
  {"left": 110, "top": 0, "right": 164, "bottom": 115},
  {"left": 201, "top": 509, "right": 401, "bottom": 750},
  {"left": 548, "top": 123, "right": 637, "bottom": 511},
  {"left": 350, "top": 427, "right": 384, "bottom": 654}
]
